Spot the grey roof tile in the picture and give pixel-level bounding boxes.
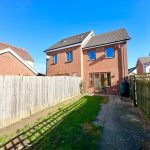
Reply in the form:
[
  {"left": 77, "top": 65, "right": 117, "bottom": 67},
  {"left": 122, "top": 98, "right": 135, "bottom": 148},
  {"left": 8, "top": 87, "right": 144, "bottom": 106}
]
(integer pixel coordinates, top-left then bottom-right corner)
[
  {"left": 45, "top": 31, "right": 91, "bottom": 51},
  {"left": 139, "top": 57, "right": 150, "bottom": 64},
  {"left": 83, "top": 28, "right": 130, "bottom": 49}
]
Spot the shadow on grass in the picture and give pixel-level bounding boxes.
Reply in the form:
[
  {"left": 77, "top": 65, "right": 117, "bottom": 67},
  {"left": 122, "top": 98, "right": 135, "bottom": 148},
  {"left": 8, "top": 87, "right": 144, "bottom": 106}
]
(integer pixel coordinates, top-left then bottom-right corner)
[{"left": 1, "top": 95, "right": 106, "bottom": 150}]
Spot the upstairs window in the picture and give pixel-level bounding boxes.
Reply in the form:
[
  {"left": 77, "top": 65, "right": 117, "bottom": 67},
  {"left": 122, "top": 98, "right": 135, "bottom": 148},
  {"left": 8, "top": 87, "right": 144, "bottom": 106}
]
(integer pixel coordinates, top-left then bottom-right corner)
[
  {"left": 66, "top": 51, "right": 73, "bottom": 62},
  {"left": 105, "top": 47, "right": 114, "bottom": 58},
  {"left": 88, "top": 50, "right": 96, "bottom": 60},
  {"left": 52, "top": 54, "right": 58, "bottom": 64}
]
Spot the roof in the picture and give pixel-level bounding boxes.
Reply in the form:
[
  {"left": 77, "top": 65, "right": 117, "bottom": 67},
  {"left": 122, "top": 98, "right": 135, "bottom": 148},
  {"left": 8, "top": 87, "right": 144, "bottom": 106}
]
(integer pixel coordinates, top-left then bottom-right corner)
[
  {"left": 0, "top": 48, "right": 37, "bottom": 75},
  {"left": 83, "top": 28, "right": 130, "bottom": 49},
  {"left": 0, "top": 42, "right": 34, "bottom": 62},
  {"left": 45, "top": 31, "right": 91, "bottom": 52},
  {"left": 128, "top": 67, "right": 136, "bottom": 74},
  {"left": 138, "top": 56, "right": 150, "bottom": 64}
]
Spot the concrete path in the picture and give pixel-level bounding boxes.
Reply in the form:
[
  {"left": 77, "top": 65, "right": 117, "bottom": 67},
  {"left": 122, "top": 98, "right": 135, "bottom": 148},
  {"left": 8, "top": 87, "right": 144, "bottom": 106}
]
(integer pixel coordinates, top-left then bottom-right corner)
[{"left": 93, "top": 95, "right": 150, "bottom": 150}]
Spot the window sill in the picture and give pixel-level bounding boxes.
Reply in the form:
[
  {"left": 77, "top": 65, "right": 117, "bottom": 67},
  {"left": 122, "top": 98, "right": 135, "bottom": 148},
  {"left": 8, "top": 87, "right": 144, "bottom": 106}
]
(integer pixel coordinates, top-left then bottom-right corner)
[
  {"left": 88, "top": 59, "right": 96, "bottom": 61},
  {"left": 105, "top": 57, "right": 114, "bottom": 59},
  {"left": 65, "top": 61, "right": 73, "bottom": 63}
]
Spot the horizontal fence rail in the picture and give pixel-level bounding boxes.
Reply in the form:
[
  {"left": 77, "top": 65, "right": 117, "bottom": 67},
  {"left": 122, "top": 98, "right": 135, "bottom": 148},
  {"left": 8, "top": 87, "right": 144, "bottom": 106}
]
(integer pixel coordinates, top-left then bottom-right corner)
[
  {"left": 0, "top": 76, "right": 81, "bottom": 129},
  {"left": 129, "top": 74, "right": 150, "bottom": 116}
]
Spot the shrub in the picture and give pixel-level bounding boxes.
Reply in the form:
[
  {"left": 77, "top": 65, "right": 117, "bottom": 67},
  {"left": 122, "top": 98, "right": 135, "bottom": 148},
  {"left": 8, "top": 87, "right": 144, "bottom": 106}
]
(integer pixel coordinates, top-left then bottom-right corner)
[{"left": 79, "top": 80, "right": 86, "bottom": 94}]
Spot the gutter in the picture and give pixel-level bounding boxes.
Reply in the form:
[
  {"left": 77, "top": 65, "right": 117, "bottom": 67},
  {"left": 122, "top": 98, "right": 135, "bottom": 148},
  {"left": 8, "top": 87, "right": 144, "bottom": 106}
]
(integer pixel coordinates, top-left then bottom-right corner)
[
  {"left": 82, "top": 39, "right": 131, "bottom": 50},
  {"left": 44, "top": 43, "right": 82, "bottom": 53}
]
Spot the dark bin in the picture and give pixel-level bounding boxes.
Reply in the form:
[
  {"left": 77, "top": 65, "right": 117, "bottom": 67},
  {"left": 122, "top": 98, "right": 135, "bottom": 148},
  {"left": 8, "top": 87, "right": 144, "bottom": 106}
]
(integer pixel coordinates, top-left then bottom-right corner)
[
  {"left": 120, "top": 81, "right": 130, "bottom": 97},
  {"left": 120, "top": 82, "right": 125, "bottom": 96},
  {"left": 124, "top": 81, "right": 130, "bottom": 97}
]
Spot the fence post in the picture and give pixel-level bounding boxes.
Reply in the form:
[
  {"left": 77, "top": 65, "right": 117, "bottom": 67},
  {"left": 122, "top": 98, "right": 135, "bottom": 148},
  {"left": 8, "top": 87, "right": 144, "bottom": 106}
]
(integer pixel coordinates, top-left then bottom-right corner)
[{"left": 134, "top": 75, "right": 137, "bottom": 107}]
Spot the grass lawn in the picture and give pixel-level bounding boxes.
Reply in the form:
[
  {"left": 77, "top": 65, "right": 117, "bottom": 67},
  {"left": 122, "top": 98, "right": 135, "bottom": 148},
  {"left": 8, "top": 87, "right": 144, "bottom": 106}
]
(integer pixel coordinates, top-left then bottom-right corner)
[
  {"left": 29, "top": 95, "right": 107, "bottom": 150},
  {"left": 0, "top": 95, "right": 108, "bottom": 150}
]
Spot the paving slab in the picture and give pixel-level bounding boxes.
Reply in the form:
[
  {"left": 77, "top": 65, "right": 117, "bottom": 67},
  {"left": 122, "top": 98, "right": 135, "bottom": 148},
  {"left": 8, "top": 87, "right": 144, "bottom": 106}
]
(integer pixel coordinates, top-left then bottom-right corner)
[{"left": 93, "top": 95, "right": 150, "bottom": 150}]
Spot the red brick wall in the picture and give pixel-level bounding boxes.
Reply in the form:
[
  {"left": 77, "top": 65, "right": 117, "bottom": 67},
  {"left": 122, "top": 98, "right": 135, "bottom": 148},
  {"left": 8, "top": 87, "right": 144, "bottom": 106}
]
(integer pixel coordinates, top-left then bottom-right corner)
[
  {"left": 46, "top": 42, "right": 128, "bottom": 95},
  {"left": 136, "top": 60, "right": 144, "bottom": 74},
  {"left": 46, "top": 46, "right": 81, "bottom": 76},
  {"left": 0, "top": 52, "right": 35, "bottom": 76},
  {"left": 83, "top": 43, "right": 128, "bottom": 94}
]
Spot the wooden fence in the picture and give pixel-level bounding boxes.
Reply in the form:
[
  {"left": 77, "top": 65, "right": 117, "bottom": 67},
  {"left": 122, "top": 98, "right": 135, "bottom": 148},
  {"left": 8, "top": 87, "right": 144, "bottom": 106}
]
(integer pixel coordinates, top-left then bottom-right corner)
[
  {"left": 0, "top": 76, "right": 81, "bottom": 129},
  {"left": 129, "top": 74, "right": 150, "bottom": 116}
]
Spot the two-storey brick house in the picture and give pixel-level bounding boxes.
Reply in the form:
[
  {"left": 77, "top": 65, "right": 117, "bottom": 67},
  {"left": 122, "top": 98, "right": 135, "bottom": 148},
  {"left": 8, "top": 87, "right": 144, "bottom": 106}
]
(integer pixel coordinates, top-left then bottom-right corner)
[
  {"left": 136, "top": 57, "right": 150, "bottom": 74},
  {"left": 45, "top": 29, "right": 130, "bottom": 94},
  {"left": 0, "top": 42, "right": 37, "bottom": 75}
]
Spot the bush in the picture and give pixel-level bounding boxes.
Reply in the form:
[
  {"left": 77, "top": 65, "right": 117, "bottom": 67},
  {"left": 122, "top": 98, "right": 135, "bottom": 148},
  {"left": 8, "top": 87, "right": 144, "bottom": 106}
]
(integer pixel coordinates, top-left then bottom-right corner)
[{"left": 79, "top": 81, "right": 86, "bottom": 94}]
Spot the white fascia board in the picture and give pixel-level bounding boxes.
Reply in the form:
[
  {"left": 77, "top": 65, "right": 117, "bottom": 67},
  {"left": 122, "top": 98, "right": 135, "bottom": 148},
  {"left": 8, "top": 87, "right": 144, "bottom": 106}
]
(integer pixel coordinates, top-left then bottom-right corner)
[
  {"left": 138, "top": 59, "right": 143, "bottom": 65},
  {"left": 81, "top": 31, "right": 94, "bottom": 48},
  {"left": 82, "top": 41, "right": 125, "bottom": 50},
  {"left": 0, "top": 48, "right": 37, "bottom": 75},
  {"left": 45, "top": 43, "right": 81, "bottom": 53}
]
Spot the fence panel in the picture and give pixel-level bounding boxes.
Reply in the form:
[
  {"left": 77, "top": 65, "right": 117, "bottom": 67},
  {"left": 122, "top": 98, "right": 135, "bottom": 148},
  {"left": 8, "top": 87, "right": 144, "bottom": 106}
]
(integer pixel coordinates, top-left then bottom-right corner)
[
  {"left": 129, "top": 74, "right": 150, "bottom": 116},
  {"left": 0, "top": 76, "right": 81, "bottom": 129}
]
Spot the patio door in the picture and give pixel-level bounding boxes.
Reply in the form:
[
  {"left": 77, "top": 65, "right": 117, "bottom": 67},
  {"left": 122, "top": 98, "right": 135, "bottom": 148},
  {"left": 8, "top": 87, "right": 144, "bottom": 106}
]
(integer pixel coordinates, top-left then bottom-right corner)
[
  {"left": 100, "top": 73, "right": 105, "bottom": 90},
  {"left": 94, "top": 73, "right": 100, "bottom": 92},
  {"left": 94, "top": 73, "right": 106, "bottom": 92}
]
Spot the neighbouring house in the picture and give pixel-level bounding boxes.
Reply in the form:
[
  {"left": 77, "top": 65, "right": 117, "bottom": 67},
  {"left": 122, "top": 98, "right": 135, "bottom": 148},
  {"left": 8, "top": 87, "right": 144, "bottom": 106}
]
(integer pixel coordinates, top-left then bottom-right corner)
[
  {"left": 0, "top": 42, "right": 37, "bottom": 75},
  {"left": 136, "top": 56, "right": 150, "bottom": 74},
  {"left": 128, "top": 67, "right": 137, "bottom": 76},
  {"left": 44, "top": 28, "right": 130, "bottom": 94}
]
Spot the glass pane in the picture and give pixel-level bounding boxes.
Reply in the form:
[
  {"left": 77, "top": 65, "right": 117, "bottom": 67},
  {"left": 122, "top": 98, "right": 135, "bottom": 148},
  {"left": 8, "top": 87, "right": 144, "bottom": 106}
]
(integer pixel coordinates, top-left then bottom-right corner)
[
  {"left": 89, "top": 73, "right": 94, "bottom": 86},
  {"left": 66, "top": 52, "right": 69, "bottom": 61},
  {"left": 107, "top": 72, "right": 111, "bottom": 86},
  {"left": 52, "top": 55, "right": 55, "bottom": 63},
  {"left": 106, "top": 48, "right": 114, "bottom": 58},
  {"left": 95, "top": 73, "right": 99, "bottom": 78},
  {"left": 66, "top": 52, "right": 72, "bottom": 62},
  {"left": 88, "top": 50, "right": 96, "bottom": 60},
  {"left": 55, "top": 55, "right": 58, "bottom": 63},
  {"left": 52, "top": 55, "right": 57, "bottom": 64},
  {"left": 70, "top": 52, "right": 73, "bottom": 61},
  {"left": 101, "top": 73, "right": 105, "bottom": 88}
]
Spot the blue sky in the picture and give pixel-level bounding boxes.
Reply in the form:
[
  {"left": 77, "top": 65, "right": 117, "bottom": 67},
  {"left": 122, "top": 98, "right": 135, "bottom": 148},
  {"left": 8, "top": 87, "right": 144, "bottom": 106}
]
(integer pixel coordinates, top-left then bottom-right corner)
[{"left": 0, "top": 0, "right": 150, "bottom": 73}]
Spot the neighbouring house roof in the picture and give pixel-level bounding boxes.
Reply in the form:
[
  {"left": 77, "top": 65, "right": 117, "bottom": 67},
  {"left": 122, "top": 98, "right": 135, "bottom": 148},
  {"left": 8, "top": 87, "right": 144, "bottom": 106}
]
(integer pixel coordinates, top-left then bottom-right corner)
[
  {"left": 0, "top": 42, "right": 34, "bottom": 62},
  {"left": 0, "top": 48, "right": 37, "bottom": 75},
  {"left": 83, "top": 28, "right": 130, "bottom": 49},
  {"left": 138, "top": 56, "right": 150, "bottom": 64},
  {"left": 45, "top": 31, "right": 92, "bottom": 52},
  {"left": 128, "top": 67, "right": 136, "bottom": 74}
]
